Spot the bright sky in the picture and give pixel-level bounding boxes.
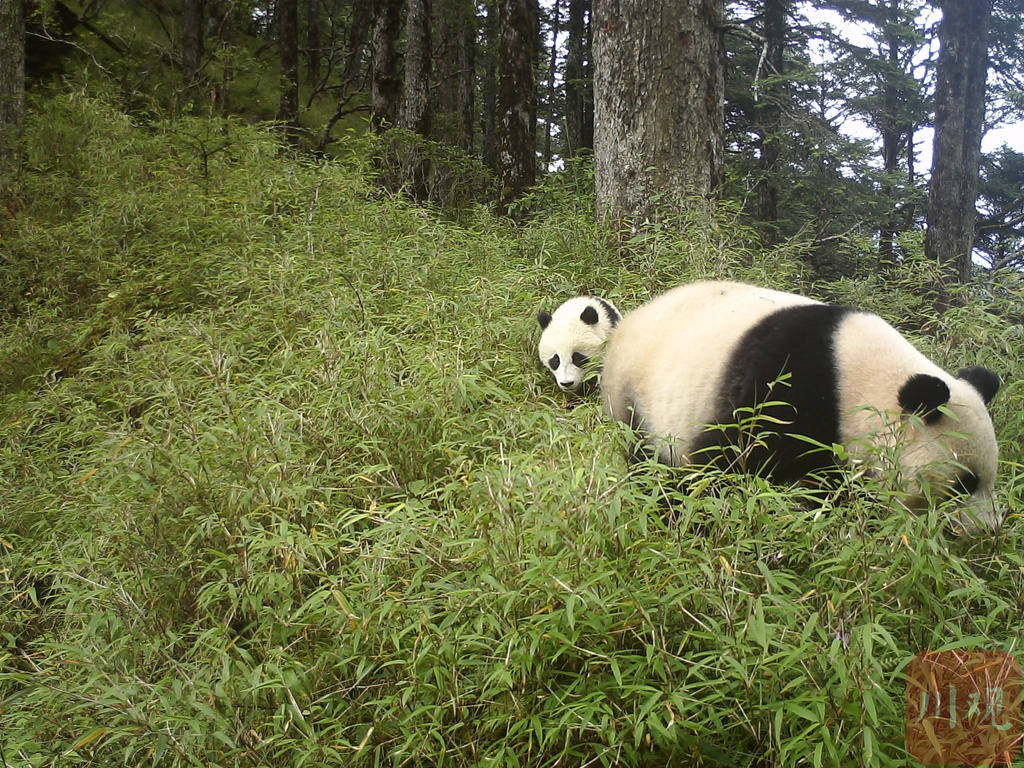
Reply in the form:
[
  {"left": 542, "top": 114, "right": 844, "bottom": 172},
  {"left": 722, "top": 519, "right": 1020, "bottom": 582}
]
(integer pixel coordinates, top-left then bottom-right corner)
[{"left": 802, "top": 5, "right": 1024, "bottom": 171}]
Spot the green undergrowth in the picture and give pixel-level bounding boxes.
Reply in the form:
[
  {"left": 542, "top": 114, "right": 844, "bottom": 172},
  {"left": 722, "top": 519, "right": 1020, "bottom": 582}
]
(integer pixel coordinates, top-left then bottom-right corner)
[{"left": 2, "top": 92, "right": 1023, "bottom": 768}]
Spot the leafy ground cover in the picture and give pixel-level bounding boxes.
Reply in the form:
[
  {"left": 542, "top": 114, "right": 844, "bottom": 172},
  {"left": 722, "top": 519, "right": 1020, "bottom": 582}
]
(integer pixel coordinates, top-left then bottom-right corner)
[{"left": 2, "top": 92, "right": 1022, "bottom": 767}]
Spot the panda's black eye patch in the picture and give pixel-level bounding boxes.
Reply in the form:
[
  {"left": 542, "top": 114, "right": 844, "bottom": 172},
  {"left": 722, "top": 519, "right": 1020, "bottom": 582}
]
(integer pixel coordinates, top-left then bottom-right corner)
[
  {"left": 572, "top": 352, "right": 589, "bottom": 368},
  {"left": 952, "top": 471, "right": 980, "bottom": 497},
  {"left": 548, "top": 355, "right": 560, "bottom": 371}
]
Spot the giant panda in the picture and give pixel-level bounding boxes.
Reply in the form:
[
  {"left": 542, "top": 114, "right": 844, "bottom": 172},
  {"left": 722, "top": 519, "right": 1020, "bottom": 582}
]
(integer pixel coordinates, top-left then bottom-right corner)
[
  {"left": 601, "top": 280, "right": 1003, "bottom": 534},
  {"left": 538, "top": 296, "right": 621, "bottom": 395}
]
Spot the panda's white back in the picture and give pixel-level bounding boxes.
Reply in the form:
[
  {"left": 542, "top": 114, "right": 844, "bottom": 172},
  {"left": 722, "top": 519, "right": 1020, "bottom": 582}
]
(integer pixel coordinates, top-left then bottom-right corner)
[
  {"left": 602, "top": 281, "right": 818, "bottom": 458},
  {"left": 600, "top": 280, "right": 1002, "bottom": 533}
]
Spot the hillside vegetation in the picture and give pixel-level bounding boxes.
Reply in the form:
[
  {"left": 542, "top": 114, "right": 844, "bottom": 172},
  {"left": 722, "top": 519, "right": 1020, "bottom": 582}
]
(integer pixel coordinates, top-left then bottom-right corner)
[{"left": 2, "top": 93, "right": 1023, "bottom": 768}]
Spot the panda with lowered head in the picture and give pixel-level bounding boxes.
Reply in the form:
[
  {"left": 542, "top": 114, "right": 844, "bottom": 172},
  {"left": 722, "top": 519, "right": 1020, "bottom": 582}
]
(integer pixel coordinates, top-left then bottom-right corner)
[
  {"left": 537, "top": 296, "right": 621, "bottom": 395},
  {"left": 600, "top": 280, "right": 1003, "bottom": 535}
]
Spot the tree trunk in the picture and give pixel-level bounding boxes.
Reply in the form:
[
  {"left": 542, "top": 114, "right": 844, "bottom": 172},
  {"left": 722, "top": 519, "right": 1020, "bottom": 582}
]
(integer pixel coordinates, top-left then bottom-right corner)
[
  {"left": 306, "top": 0, "right": 321, "bottom": 87},
  {"left": 208, "top": 1, "right": 235, "bottom": 115},
  {"left": 924, "top": 0, "right": 992, "bottom": 286},
  {"left": 543, "top": 0, "right": 559, "bottom": 168},
  {"left": 371, "top": 0, "right": 404, "bottom": 133},
  {"left": 435, "top": 0, "right": 476, "bottom": 150},
  {"left": 403, "top": 0, "right": 431, "bottom": 137},
  {"left": 753, "top": 0, "right": 788, "bottom": 240},
  {"left": 481, "top": 0, "right": 499, "bottom": 171},
  {"left": 316, "top": 2, "right": 373, "bottom": 151},
  {"left": 496, "top": 0, "right": 537, "bottom": 216},
  {"left": 456, "top": 5, "right": 476, "bottom": 152},
  {"left": 403, "top": 0, "right": 431, "bottom": 200},
  {"left": 875, "top": 1, "right": 922, "bottom": 268},
  {"left": 341, "top": 0, "right": 373, "bottom": 84},
  {"left": 436, "top": 0, "right": 458, "bottom": 136},
  {"left": 593, "top": 0, "right": 725, "bottom": 226},
  {"left": 0, "top": 0, "right": 25, "bottom": 190},
  {"left": 564, "top": 0, "right": 589, "bottom": 158},
  {"left": 182, "top": 0, "right": 205, "bottom": 107},
  {"left": 877, "top": 26, "right": 901, "bottom": 266},
  {"left": 277, "top": 0, "right": 300, "bottom": 141}
]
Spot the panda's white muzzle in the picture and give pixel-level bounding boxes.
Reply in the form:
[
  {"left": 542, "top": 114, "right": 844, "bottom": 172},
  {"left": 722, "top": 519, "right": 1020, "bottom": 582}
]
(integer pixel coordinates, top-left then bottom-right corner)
[
  {"left": 553, "top": 362, "right": 585, "bottom": 394},
  {"left": 955, "top": 492, "right": 1003, "bottom": 536}
]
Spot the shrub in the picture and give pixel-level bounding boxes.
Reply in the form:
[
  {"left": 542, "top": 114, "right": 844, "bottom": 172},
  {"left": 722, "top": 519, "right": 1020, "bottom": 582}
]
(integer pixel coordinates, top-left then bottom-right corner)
[{"left": 1, "top": 92, "right": 1021, "bottom": 768}]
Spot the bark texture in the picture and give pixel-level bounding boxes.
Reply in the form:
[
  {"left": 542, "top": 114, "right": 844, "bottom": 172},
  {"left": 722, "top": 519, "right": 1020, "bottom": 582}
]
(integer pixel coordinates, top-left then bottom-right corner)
[
  {"left": 593, "top": 0, "right": 725, "bottom": 225},
  {"left": 753, "top": 0, "right": 788, "bottom": 235},
  {"left": 482, "top": 1, "right": 498, "bottom": 171},
  {"left": 403, "top": 0, "right": 432, "bottom": 137},
  {"left": 306, "top": 0, "right": 321, "bottom": 86},
  {"left": 496, "top": 0, "right": 537, "bottom": 216},
  {"left": 456, "top": 12, "right": 476, "bottom": 152},
  {"left": 182, "top": 0, "right": 205, "bottom": 104},
  {"left": 370, "top": 0, "right": 404, "bottom": 132},
  {"left": 0, "top": 0, "right": 26, "bottom": 184},
  {"left": 276, "top": 0, "right": 300, "bottom": 139},
  {"left": 924, "top": 0, "right": 992, "bottom": 285}
]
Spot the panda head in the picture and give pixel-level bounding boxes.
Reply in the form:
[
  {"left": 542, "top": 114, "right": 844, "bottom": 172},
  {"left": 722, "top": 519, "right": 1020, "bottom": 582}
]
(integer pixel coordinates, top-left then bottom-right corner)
[
  {"left": 892, "top": 365, "right": 1002, "bottom": 535},
  {"left": 537, "top": 296, "right": 620, "bottom": 395}
]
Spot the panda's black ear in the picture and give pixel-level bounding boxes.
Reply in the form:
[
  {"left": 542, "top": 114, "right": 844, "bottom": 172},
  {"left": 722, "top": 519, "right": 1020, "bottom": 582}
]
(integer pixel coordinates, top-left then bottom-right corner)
[
  {"left": 596, "top": 298, "right": 621, "bottom": 326},
  {"left": 538, "top": 310, "right": 552, "bottom": 330},
  {"left": 898, "top": 373, "right": 950, "bottom": 425},
  {"left": 580, "top": 306, "right": 600, "bottom": 325},
  {"left": 957, "top": 366, "right": 1000, "bottom": 406}
]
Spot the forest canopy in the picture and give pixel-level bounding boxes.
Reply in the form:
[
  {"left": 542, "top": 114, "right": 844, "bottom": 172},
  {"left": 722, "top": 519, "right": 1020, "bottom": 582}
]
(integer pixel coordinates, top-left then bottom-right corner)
[{"left": 3, "top": 0, "right": 1023, "bottom": 278}]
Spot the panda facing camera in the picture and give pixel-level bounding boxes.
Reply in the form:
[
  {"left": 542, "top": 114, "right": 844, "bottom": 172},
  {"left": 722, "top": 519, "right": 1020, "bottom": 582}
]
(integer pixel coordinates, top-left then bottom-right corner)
[
  {"left": 599, "top": 281, "right": 1004, "bottom": 536},
  {"left": 537, "top": 296, "right": 621, "bottom": 396}
]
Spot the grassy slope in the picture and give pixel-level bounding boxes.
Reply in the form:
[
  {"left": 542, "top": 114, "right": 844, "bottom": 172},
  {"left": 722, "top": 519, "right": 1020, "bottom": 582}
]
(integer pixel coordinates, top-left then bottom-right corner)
[{"left": 1, "top": 93, "right": 1023, "bottom": 768}]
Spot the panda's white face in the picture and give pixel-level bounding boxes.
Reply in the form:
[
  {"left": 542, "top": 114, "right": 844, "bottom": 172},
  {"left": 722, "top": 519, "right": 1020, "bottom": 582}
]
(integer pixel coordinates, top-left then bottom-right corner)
[
  {"left": 933, "top": 370, "right": 1001, "bottom": 535},
  {"left": 831, "top": 313, "right": 1002, "bottom": 534},
  {"left": 895, "top": 419, "right": 1000, "bottom": 536},
  {"left": 537, "top": 296, "right": 620, "bottom": 395},
  {"left": 842, "top": 359, "right": 1002, "bottom": 535}
]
